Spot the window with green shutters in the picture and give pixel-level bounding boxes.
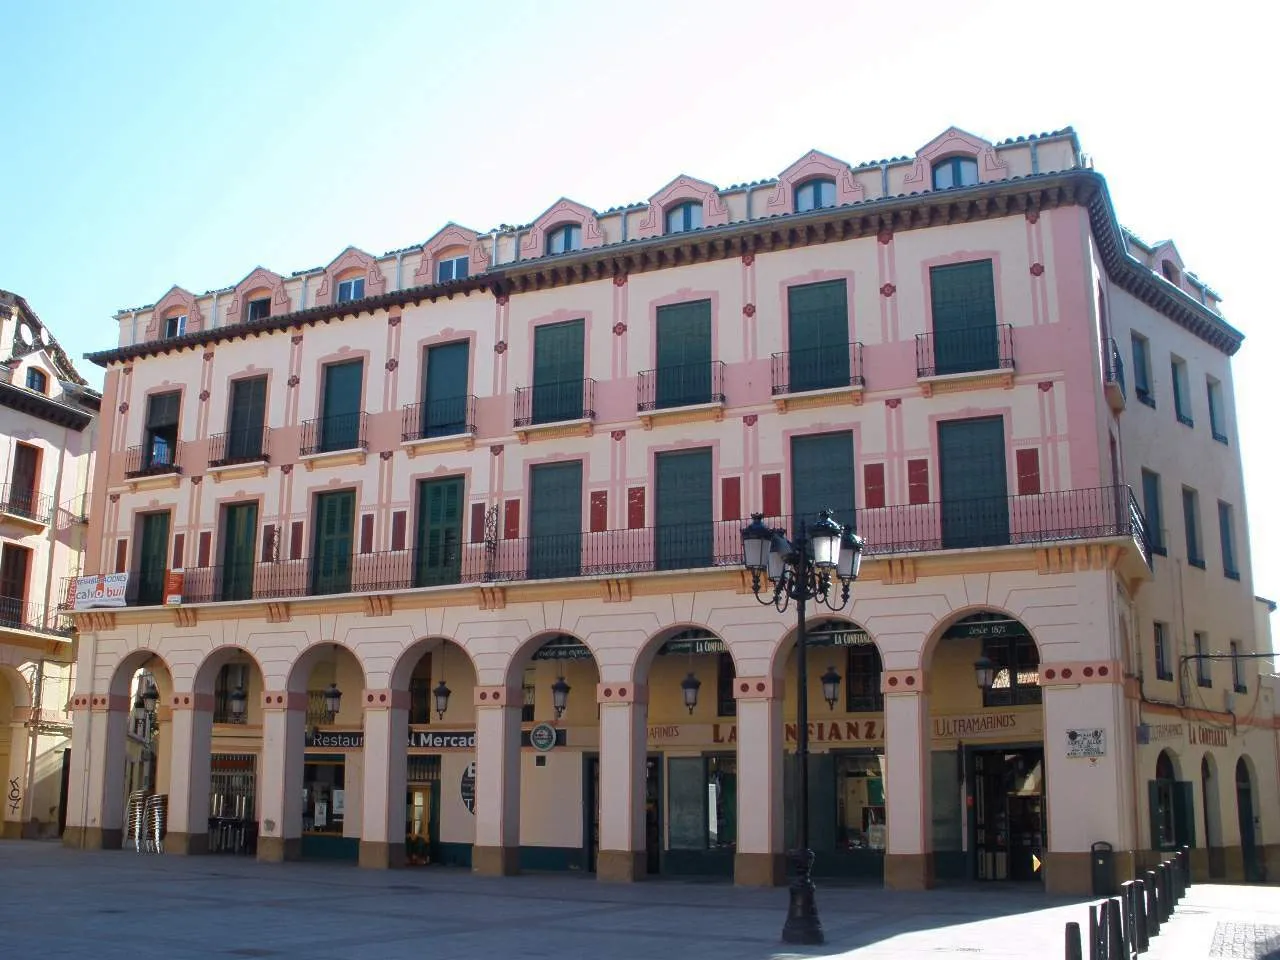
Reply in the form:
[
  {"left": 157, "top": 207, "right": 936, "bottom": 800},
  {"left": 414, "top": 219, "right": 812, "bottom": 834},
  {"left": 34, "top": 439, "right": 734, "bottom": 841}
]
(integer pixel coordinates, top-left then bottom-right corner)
[
  {"left": 226, "top": 376, "right": 267, "bottom": 463},
  {"left": 528, "top": 461, "right": 582, "bottom": 579},
  {"left": 654, "top": 447, "right": 713, "bottom": 570},
  {"left": 135, "top": 512, "right": 170, "bottom": 605},
  {"left": 786, "top": 280, "right": 850, "bottom": 392},
  {"left": 415, "top": 477, "right": 463, "bottom": 587},
  {"left": 1142, "top": 469, "right": 1165, "bottom": 554},
  {"left": 319, "top": 359, "right": 364, "bottom": 452},
  {"left": 311, "top": 490, "right": 355, "bottom": 594},
  {"left": 937, "top": 416, "right": 1009, "bottom": 549},
  {"left": 654, "top": 300, "right": 712, "bottom": 408},
  {"left": 422, "top": 341, "right": 470, "bottom": 438},
  {"left": 532, "top": 319, "right": 585, "bottom": 424},
  {"left": 219, "top": 502, "right": 258, "bottom": 601},
  {"left": 790, "top": 431, "right": 855, "bottom": 530},
  {"left": 928, "top": 260, "right": 998, "bottom": 375}
]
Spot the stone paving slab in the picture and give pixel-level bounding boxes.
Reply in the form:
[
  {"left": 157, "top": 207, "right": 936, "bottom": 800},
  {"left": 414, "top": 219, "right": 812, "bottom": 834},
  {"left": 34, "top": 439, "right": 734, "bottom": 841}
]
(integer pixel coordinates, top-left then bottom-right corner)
[{"left": 0, "top": 841, "right": 1272, "bottom": 959}]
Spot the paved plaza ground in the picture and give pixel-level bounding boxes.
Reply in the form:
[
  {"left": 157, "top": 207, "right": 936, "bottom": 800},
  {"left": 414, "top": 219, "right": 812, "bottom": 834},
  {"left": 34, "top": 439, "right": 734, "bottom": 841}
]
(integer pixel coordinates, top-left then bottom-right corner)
[{"left": 0, "top": 841, "right": 1276, "bottom": 959}]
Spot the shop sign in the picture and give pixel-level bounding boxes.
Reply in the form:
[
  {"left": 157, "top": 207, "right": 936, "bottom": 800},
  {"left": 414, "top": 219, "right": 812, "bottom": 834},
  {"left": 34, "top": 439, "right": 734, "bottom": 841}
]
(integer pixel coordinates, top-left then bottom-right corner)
[
  {"left": 70, "top": 573, "right": 129, "bottom": 610},
  {"left": 712, "top": 719, "right": 883, "bottom": 745},
  {"left": 807, "top": 624, "right": 873, "bottom": 647},
  {"left": 529, "top": 723, "right": 558, "bottom": 752},
  {"left": 1136, "top": 722, "right": 1184, "bottom": 744},
  {"left": 532, "top": 636, "right": 592, "bottom": 661},
  {"left": 1189, "top": 725, "right": 1229, "bottom": 748},
  {"left": 410, "top": 730, "right": 475, "bottom": 750},
  {"left": 944, "top": 618, "right": 1028, "bottom": 640},
  {"left": 931, "top": 712, "right": 1035, "bottom": 739},
  {"left": 1066, "top": 728, "right": 1106, "bottom": 758},
  {"left": 163, "top": 569, "right": 185, "bottom": 606},
  {"left": 460, "top": 761, "right": 476, "bottom": 814},
  {"left": 660, "top": 637, "right": 726, "bottom": 656},
  {"left": 306, "top": 729, "right": 364, "bottom": 749}
]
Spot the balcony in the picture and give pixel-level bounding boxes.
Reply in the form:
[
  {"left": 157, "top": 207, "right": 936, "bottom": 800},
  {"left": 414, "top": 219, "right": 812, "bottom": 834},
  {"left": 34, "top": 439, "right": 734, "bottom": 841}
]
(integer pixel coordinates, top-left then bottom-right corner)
[
  {"left": 915, "top": 324, "right": 1015, "bottom": 395},
  {"left": 0, "top": 483, "right": 53, "bottom": 529},
  {"left": 771, "top": 342, "right": 865, "bottom": 412},
  {"left": 401, "top": 396, "right": 477, "bottom": 456},
  {"left": 513, "top": 379, "right": 596, "bottom": 442},
  {"left": 208, "top": 427, "right": 271, "bottom": 481},
  {"left": 105, "top": 485, "right": 1149, "bottom": 611},
  {"left": 0, "top": 596, "right": 73, "bottom": 638},
  {"left": 636, "top": 361, "right": 725, "bottom": 428},
  {"left": 123, "top": 440, "right": 182, "bottom": 490},
  {"left": 299, "top": 413, "right": 368, "bottom": 469},
  {"left": 1103, "top": 338, "right": 1126, "bottom": 412}
]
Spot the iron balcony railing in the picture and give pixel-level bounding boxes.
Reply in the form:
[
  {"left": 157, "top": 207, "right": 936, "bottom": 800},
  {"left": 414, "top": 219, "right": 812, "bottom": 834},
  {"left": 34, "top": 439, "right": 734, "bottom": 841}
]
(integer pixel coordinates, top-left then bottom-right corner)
[
  {"left": 1103, "top": 337, "right": 1126, "bottom": 398},
  {"left": 771, "top": 342, "right": 865, "bottom": 395},
  {"left": 112, "top": 485, "right": 1148, "bottom": 608},
  {"left": 514, "top": 379, "right": 596, "bottom": 428},
  {"left": 0, "top": 596, "right": 73, "bottom": 637},
  {"left": 637, "top": 361, "right": 726, "bottom": 412},
  {"left": 124, "top": 439, "right": 182, "bottom": 478},
  {"left": 915, "top": 323, "right": 1015, "bottom": 378},
  {"left": 401, "top": 395, "right": 477, "bottom": 442},
  {"left": 0, "top": 483, "right": 54, "bottom": 524},
  {"left": 209, "top": 427, "right": 271, "bottom": 467},
  {"left": 300, "top": 412, "right": 368, "bottom": 457}
]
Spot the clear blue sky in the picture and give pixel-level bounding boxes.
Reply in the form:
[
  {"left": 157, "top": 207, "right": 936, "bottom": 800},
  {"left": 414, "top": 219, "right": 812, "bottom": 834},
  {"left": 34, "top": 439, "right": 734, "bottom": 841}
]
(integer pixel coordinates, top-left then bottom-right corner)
[{"left": 2, "top": 1, "right": 1275, "bottom": 614}]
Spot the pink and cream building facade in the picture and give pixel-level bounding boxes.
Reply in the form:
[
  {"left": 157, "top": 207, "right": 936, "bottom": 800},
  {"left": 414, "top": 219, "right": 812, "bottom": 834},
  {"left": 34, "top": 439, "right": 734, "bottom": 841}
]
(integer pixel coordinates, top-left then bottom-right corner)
[{"left": 63, "top": 126, "right": 1278, "bottom": 893}]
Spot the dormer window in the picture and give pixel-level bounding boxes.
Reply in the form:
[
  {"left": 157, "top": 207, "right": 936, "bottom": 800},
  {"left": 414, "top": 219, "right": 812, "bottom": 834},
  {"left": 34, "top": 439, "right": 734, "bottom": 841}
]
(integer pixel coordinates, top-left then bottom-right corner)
[
  {"left": 25, "top": 368, "right": 47, "bottom": 394},
  {"left": 665, "top": 201, "right": 703, "bottom": 234},
  {"left": 932, "top": 156, "right": 979, "bottom": 190},
  {"left": 164, "top": 314, "right": 187, "bottom": 339},
  {"left": 547, "top": 224, "right": 582, "bottom": 256},
  {"left": 795, "top": 178, "right": 836, "bottom": 213},
  {"left": 336, "top": 277, "right": 365, "bottom": 304},
  {"left": 245, "top": 297, "right": 271, "bottom": 323},
  {"left": 437, "top": 255, "right": 469, "bottom": 283},
  {"left": 1161, "top": 260, "right": 1181, "bottom": 285}
]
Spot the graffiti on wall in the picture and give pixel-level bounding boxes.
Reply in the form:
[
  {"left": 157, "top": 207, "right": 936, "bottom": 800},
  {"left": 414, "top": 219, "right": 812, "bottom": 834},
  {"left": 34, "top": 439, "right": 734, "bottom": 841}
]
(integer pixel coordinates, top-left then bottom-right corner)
[{"left": 7, "top": 777, "right": 20, "bottom": 817}]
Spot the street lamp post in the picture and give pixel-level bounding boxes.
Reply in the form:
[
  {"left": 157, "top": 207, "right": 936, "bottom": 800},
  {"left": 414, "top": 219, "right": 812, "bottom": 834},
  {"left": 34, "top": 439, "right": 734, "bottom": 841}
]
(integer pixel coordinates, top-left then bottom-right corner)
[
  {"left": 131, "top": 677, "right": 160, "bottom": 790},
  {"left": 741, "top": 509, "right": 864, "bottom": 946}
]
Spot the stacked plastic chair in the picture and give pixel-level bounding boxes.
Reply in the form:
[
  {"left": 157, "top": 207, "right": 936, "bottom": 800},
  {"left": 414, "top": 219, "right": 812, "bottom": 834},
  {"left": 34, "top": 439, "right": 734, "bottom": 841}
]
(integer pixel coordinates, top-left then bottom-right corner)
[
  {"left": 126, "top": 790, "right": 150, "bottom": 853},
  {"left": 144, "top": 794, "right": 168, "bottom": 853}
]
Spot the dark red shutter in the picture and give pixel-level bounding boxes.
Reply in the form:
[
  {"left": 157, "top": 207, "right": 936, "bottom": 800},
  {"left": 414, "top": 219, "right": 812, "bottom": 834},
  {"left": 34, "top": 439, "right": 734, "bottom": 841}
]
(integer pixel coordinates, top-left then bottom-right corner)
[
  {"left": 171, "top": 533, "right": 185, "bottom": 569},
  {"left": 627, "top": 486, "right": 645, "bottom": 529},
  {"left": 1016, "top": 448, "right": 1042, "bottom": 496},
  {"left": 114, "top": 539, "right": 128, "bottom": 574},
  {"left": 762, "top": 473, "right": 782, "bottom": 517},
  {"left": 907, "top": 459, "right": 930, "bottom": 505},
  {"left": 290, "top": 521, "right": 304, "bottom": 560},
  {"left": 360, "top": 514, "right": 374, "bottom": 554},
  {"left": 470, "top": 503, "right": 486, "bottom": 543},
  {"left": 589, "top": 491, "right": 608, "bottom": 533},
  {"left": 197, "top": 531, "right": 212, "bottom": 567},
  {"left": 863, "top": 463, "right": 886, "bottom": 510},
  {"left": 391, "top": 511, "right": 407, "bottom": 551},
  {"left": 504, "top": 499, "right": 521, "bottom": 539},
  {"left": 721, "top": 476, "right": 742, "bottom": 521},
  {"left": 261, "top": 523, "right": 276, "bottom": 562}
]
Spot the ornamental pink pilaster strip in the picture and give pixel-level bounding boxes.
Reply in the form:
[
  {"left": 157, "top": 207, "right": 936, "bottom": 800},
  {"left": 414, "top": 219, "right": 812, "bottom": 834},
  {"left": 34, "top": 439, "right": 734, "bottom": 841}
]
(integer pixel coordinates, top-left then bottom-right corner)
[
  {"left": 361, "top": 688, "right": 410, "bottom": 710},
  {"left": 732, "top": 676, "right": 779, "bottom": 701},
  {"left": 597, "top": 683, "right": 647, "bottom": 704},
  {"left": 881, "top": 669, "right": 924, "bottom": 693}
]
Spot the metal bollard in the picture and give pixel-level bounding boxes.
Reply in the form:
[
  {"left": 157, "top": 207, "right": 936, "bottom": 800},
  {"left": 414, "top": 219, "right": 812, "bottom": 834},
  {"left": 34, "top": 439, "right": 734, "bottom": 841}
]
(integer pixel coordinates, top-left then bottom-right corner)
[
  {"left": 1089, "top": 904, "right": 1101, "bottom": 960},
  {"left": 1121, "top": 880, "right": 1145, "bottom": 954},
  {"left": 1133, "top": 878, "right": 1149, "bottom": 952},
  {"left": 1144, "top": 870, "right": 1160, "bottom": 937},
  {"left": 1107, "top": 898, "right": 1125, "bottom": 960},
  {"left": 1066, "top": 921, "right": 1084, "bottom": 960}
]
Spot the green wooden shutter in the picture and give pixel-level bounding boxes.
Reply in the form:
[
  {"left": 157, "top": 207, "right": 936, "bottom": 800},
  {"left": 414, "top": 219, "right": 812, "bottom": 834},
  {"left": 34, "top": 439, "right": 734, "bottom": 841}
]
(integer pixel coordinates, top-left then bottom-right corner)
[
  {"left": 137, "top": 513, "right": 170, "bottom": 605},
  {"left": 220, "top": 502, "right": 258, "bottom": 601},
  {"left": 1174, "top": 781, "right": 1197, "bottom": 848},
  {"left": 937, "top": 417, "right": 1009, "bottom": 549},
  {"left": 320, "top": 360, "right": 363, "bottom": 452},
  {"left": 311, "top": 491, "right": 354, "bottom": 594},
  {"left": 787, "top": 280, "right": 849, "bottom": 392},
  {"left": 532, "top": 320, "right": 584, "bottom": 423},
  {"left": 808, "top": 753, "right": 837, "bottom": 854},
  {"left": 655, "top": 448, "right": 712, "bottom": 570},
  {"left": 929, "top": 260, "right": 997, "bottom": 374},
  {"left": 790, "top": 431, "right": 855, "bottom": 529},
  {"left": 227, "top": 376, "right": 267, "bottom": 461},
  {"left": 424, "top": 342, "right": 469, "bottom": 437},
  {"left": 528, "top": 461, "right": 582, "bottom": 578},
  {"left": 1148, "top": 781, "right": 1163, "bottom": 849},
  {"left": 415, "top": 477, "right": 463, "bottom": 586},
  {"left": 655, "top": 300, "right": 712, "bottom": 408}
]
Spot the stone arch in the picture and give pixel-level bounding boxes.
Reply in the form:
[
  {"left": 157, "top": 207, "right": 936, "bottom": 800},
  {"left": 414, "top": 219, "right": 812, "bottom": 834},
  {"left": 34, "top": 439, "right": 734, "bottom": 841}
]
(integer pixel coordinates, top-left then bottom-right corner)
[
  {"left": 767, "top": 614, "right": 882, "bottom": 682},
  {"left": 311, "top": 246, "right": 388, "bottom": 307},
  {"left": 145, "top": 286, "right": 204, "bottom": 340},
  {"left": 191, "top": 644, "right": 266, "bottom": 696},
  {"left": 518, "top": 198, "right": 604, "bottom": 259},
  {"left": 920, "top": 603, "right": 1043, "bottom": 671},
  {"left": 1156, "top": 747, "right": 1181, "bottom": 782},
  {"left": 0, "top": 663, "right": 31, "bottom": 711},
  {"left": 905, "top": 126, "right": 1009, "bottom": 193},
  {"left": 413, "top": 223, "right": 486, "bottom": 284},
  {"left": 283, "top": 640, "right": 368, "bottom": 695},
  {"left": 106, "top": 649, "right": 174, "bottom": 699},
  {"left": 1200, "top": 752, "right": 1223, "bottom": 849},
  {"left": 633, "top": 622, "right": 735, "bottom": 684},
  {"left": 635, "top": 175, "right": 730, "bottom": 239},
  {"left": 389, "top": 636, "right": 479, "bottom": 692},
  {"left": 224, "top": 266, "right": 291, "bottom": 325},
  {"left": 765, "top": 149, "right": 864, "bottom": 215},
  {"left": 500, "top": 630, "right": 599, "bottom": 690}
]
